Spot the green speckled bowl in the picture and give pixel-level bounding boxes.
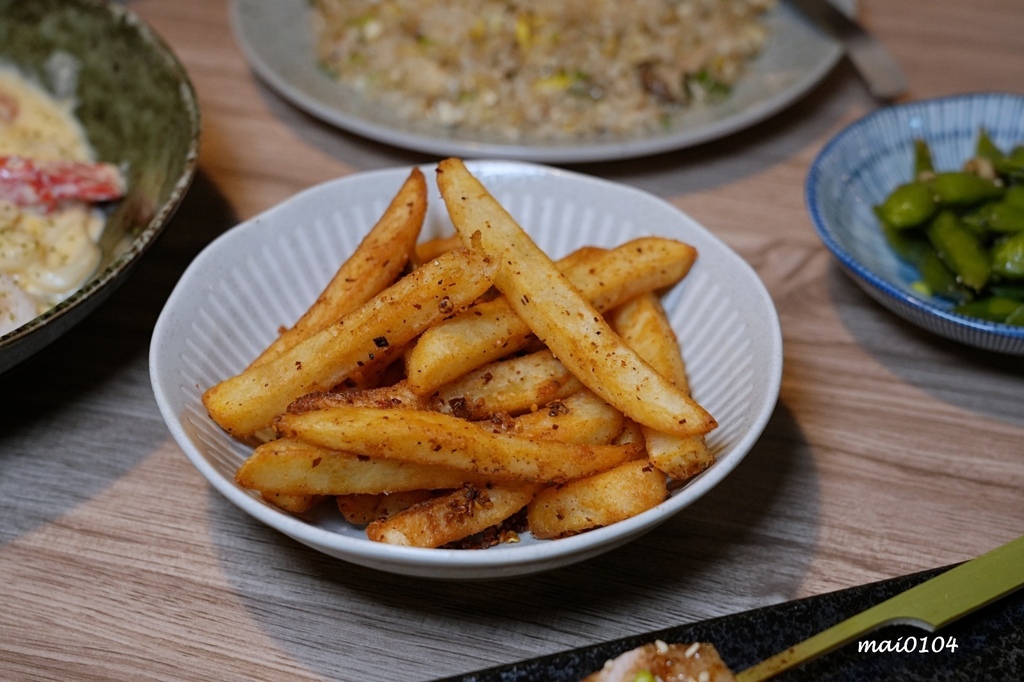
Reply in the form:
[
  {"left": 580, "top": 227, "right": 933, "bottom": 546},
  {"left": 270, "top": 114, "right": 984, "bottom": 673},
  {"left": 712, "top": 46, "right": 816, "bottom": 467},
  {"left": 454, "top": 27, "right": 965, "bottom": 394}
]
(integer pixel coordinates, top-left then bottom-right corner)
[{"left": 0, "top": 0, "right": 200, "bottom": 373}]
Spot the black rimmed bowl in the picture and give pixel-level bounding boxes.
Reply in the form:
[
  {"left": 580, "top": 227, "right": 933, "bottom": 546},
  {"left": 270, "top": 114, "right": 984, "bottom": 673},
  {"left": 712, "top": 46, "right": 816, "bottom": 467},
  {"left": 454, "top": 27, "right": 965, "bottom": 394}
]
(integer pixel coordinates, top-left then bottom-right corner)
[
  {"left": 0, "top": 0, "right": 200, "bottom": 373},
  {"left": 807, "top": 93, "right": 1024, "bottom": 355}
]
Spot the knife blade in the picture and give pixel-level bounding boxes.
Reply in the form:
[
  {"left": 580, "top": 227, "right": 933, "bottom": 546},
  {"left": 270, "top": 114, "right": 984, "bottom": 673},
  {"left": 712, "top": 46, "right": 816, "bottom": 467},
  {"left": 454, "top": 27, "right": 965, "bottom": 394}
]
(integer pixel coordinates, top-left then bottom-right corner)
[
  {"left": 734, "top": 534, "right": 1024, "bottom": 682},
  {"left": 789, "top": 0, "right": 908, "bottom": 100}
]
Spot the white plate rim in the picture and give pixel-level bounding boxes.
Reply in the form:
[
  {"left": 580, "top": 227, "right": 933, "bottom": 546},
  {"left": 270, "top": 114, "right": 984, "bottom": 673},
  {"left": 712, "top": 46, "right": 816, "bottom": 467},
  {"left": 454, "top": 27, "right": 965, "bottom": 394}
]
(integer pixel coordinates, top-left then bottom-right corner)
[
  {"left": 150, "top": 161, "right": 783, "bottom": 578},
  {"left": 228, "top": 0, "right": 845, "bottom": 164}
]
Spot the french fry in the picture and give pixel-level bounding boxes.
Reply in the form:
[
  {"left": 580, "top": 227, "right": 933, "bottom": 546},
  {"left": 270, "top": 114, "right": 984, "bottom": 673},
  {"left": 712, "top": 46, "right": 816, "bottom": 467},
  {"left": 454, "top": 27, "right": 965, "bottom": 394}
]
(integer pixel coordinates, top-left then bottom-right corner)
[
  {"left": 510, "top": 390, "right": 624, "bottom": 445},
  {"left": 275, "top": 407, "right": 642, "bottom": 483},
  {"left": 250, "top": 168, "right": 427, "bottom": 367},
  {"left": 614, "top": 418, "right": 646, "bottom": 446},
  {"left": 527, "top": 459, "right": 667, "bottom": 539},
  {"left": 287, "top": 381, "right": 432, "bottom": 415},
  {"left": 405, "top": 236, "right": 697, "bottom": 394},
  {"left": 610, "top": 293, "right": 715, "bottom": 482},
  {"left": 336, "top": 491, "right": 436, "bottom": 525},
  {"left": 434, "top": 349, "right": 584, "bottom": 419},
  {"left": 366, "top": 483, "right": 539, "bottom": 548},
  {"left": 335, "top": 494, "right": 385, "bottom": 524},
  {"left": 203, "top": 246, "right": 497, "bottom": 438},
  {"left": 260, "top": 492, "right": 323, "bottom": 514},
  {"left": 412, "top": 233, "right": 461, "bottom": 266},
  {"left": 288, "top": 371, "right": 608, "bottom": 439},
  {"left": 237, "top": 438, "right": 483, "bottom": 495},
  {"left": 435, "top": 157, "right": 716, "bottom": 438},
  {"left": 238, "top": 391, "right": 622, "bottom": 499}
]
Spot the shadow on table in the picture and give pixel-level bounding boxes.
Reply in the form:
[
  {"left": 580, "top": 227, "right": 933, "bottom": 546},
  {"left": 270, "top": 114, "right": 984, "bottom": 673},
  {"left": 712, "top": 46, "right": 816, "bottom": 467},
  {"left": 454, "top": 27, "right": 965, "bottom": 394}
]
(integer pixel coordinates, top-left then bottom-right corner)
[
  {"left": 0, "top": 171, "right": 237, "bottom": 546},
  {"left": 207, "top": 403, "right": 820, "bottom": 680},
  {"left": 254, "top": 60, "right": 864, "bottom": 200},
  {"left": 827, "top": 265, "right": 1024, "bottom": 428}
]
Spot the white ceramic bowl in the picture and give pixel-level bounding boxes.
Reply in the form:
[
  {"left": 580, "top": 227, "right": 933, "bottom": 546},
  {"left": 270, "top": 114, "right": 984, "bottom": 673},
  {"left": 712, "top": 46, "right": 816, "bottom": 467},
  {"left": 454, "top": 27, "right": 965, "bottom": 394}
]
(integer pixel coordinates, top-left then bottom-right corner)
[
  {"left": 150, "top": 161, "right": 782, "bottom": 579},
  {"left": 807, "top": 92, "right": 1024, "bottom": 355}
]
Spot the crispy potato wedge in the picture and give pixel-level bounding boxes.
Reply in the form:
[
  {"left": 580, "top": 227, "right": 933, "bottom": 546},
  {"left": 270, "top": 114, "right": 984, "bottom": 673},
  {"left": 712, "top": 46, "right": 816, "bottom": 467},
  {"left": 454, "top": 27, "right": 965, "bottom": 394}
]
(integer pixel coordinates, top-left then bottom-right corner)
[
  {"left": 275, "top": 407, "right": 642, "bottom": 483},
  {"left": 436, "top": 158, "right": 715, "bottom": 437},
  {"left": 288, "top": 374, "right": 614, "bottom": 442},
  {"left": 239, "top": 392, "right": 622, "bottom": 499},
  {"left": 527, "top": 459, "right": 667, "bottom": 539},
  {"left": 287, "top": 380, "right": 431, "bottom": 414},
  {"left": 260, "top": 492, "right": 324, "bottom": 514},
  {"left": 412, "top": 233, "right": 461, "bottom": 266},
  {"left": 434, "top": 349, "right": 584, "bottom": 419},
  {"left": 405, "top": 236, "right": 697, "bottom": 394},
  {"left": 336, "top": 491, "right": 437, "bottom": 525},
  {"left": 251, "top": 168, "right": 426, "bottom": 367},
  {"left": 615, "top": 418, "right": 646, "bottom": 446},
  {"left": 509, "top": 390, "right": 624, "bottom": 445},
  {"left": 237, "top": 437, "right": 483, "bottom": 495},
  {"left": 366, "top": 483, "right": 539, "bottom": 547},
  {"left": 203, "top": 246, "right": 497, "bottom": 438},
  {"left": 610, "top": 293, "right": 715, "bottom": 482}
]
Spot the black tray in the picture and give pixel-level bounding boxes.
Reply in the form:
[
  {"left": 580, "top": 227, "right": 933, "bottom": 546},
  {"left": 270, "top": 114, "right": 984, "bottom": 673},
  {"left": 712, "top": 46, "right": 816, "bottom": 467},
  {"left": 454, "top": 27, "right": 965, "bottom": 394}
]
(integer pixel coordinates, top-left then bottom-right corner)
[{"left": 435, "top": 564, "right": 1024, "bottom": 681}]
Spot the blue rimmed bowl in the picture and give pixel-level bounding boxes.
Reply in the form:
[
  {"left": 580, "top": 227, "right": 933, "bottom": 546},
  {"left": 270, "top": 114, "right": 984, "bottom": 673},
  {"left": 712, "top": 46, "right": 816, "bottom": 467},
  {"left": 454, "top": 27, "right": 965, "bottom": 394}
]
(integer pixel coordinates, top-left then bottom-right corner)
[{"left": 807, "top": 93, "right": 1024, "bottom": 355}]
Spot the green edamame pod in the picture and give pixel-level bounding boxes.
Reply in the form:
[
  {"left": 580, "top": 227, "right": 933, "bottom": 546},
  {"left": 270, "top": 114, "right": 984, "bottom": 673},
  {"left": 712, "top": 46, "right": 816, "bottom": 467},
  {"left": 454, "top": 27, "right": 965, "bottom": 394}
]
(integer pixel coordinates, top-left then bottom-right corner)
[
  {"left": 953, "top": 296, "right": 1024, "bottom": 322},
  {"left": 1006, "top": 305, "right": 1024, "bottom": 326},
  {"left": 960, "top": 201, "right": 1024, "bottom": 234},
  {"left": 994, "top": 146, "right": 1024, "bottom": 180},
  {"left": 991, "top": 231, "right": 1024, "bottom": 279},
  {"left": 989, "top": 282, "right": 1024, "bottom": 299},
  {"left": 975, "top": 128, "right": 1005, "bottom": 162},
  {"left": 917, "top": 248, "right": 968, "bottom": 301},
  {"left": 876, "top": 181, "right": 936, "bottom": 228},
  {"left": 1004, "top": 185, "right": 1024, "bottom": 209},
  {"left": 929, "top": 171, "right": 1005, "bottom": 207},
  {"left": 927, "top": 211, "right": 991, "bottom": 290},
  {"left": 877, "top": 211, "right": 931, "bottom": 262},
  {"left": 914, "top": 138, "right": 935, "bottom": 179}
]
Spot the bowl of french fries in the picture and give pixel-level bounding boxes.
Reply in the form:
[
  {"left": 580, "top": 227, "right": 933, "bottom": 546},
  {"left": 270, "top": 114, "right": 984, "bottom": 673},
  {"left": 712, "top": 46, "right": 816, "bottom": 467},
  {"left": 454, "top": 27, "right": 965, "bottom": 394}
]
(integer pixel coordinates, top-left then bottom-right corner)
[{"left": 150, "top": 159, "right": 782, "bottom": 579}]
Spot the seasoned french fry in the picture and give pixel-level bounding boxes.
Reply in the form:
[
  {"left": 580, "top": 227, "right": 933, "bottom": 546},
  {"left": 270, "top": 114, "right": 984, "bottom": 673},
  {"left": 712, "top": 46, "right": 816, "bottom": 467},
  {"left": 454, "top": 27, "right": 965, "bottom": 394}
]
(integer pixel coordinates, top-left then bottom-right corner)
[
  {"left": 366, "top": 483, "right": 539, "bottom": 547},
  {"left": 610, "top": 293, "right": 715, "bottom": 482},
  {"left": 287, "top": 381, "right": 431, "bottom": 415},
  {"left": 510, "top": 390, "right": 624, "bottom": 445},
  {"left": 614, "top": 418, "right": 646, "bottom": 446},
  {"left": 405, "top": 236, "right": 697, "bottom": 394},
  {"left": 436, "top": 158, "right": 715, "bottom": 437},
  {"left": 336, "top": 491, "right": 436, "bottom": 525},
  {"left": 237, "top": 437, "right": 484, "bottom": 495},
  {"left": 203, "top": 246, "right": 497, "bottom": 438},
  {"left": 527, "top": 459, "right": 667, "bottom": 539},
  {"left": 434, "top": 349, "right": 584, "bottom": 419},
  {"left": 275, "top": 407, "right": 642, "bottom": 483},
  {"left": 260, "top": 492, "right": 324, "bottom": 514},
  {"left": 412, "top": 233, "right": 461, "bottom": 266},
  {"left": 251, "top": 168, "right": 427, "bottom": 367},
  {"left": 335, "top": 493, "right": 385, "bottom": 524},
  {"left": 238, "top": 391, "right": 622, "bottom": 498}
]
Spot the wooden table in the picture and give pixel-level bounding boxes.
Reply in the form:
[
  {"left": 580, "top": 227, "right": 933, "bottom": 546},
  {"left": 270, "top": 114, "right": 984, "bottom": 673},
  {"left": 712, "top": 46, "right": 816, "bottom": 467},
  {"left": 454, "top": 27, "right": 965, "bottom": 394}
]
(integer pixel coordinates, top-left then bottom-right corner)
[{"left": 2, "top": 1, "right": 1022, "bottom": 679}]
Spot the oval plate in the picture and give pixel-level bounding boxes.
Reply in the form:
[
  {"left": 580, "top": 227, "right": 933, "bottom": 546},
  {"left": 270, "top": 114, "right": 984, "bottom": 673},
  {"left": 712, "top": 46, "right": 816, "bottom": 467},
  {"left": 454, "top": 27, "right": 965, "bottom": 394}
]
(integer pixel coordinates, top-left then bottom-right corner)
[{"left": 230, "top": 0, "right": 844, "bottom": 163}]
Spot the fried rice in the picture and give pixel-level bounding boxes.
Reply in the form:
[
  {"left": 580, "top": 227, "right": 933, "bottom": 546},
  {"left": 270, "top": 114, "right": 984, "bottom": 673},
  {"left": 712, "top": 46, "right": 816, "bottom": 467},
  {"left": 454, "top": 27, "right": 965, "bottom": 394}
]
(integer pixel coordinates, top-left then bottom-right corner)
[{"left": 311, "top": 0, "right": 775, "bottom": 142}]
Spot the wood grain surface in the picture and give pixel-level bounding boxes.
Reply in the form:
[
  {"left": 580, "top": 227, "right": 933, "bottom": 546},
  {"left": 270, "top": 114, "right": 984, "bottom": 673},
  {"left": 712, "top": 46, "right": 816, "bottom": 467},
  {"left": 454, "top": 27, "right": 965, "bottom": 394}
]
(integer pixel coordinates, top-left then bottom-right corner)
[{"left": 1, "top": 1, "right": 1022, "bottom": 680}]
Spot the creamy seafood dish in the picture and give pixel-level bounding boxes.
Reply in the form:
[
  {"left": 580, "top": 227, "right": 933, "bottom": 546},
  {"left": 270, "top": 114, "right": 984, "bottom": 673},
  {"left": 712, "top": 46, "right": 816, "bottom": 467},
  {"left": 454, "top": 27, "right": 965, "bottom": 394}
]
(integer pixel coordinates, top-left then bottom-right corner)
[{"left": 0, "top": 66, "right": 124, "bottom": 336}]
